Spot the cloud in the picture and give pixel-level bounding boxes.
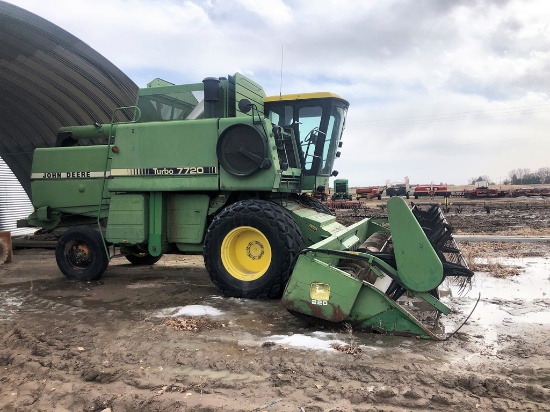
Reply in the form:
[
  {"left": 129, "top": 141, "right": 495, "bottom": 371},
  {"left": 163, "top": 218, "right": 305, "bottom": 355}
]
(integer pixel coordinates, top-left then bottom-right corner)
[{"left": 6, "top": 0, "right": 550, "bottom": 184}]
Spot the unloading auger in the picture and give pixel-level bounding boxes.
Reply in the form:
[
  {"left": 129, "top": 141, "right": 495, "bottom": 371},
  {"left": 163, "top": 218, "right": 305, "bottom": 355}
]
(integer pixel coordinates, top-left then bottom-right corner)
[{"left": 281, "top": 197, "right": 474, "bottom": 340}]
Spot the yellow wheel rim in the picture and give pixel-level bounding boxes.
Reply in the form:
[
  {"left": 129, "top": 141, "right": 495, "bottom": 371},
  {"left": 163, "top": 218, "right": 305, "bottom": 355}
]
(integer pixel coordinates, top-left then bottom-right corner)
[{"left": 221, "top": 226, "right": 272, "bottom": 281}]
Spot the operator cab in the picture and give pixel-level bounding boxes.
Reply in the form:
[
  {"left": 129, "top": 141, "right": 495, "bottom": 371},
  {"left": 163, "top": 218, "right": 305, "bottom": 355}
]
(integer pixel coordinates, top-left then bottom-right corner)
[{"left": 264, "top": 93, "right": 349, "bottom": 191}]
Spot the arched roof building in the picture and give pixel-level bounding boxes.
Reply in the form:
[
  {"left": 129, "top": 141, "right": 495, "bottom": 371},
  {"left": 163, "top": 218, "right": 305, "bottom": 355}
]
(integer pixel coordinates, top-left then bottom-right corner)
[{"left": 0, "top": 0, "right": 138, "bottom": 197}]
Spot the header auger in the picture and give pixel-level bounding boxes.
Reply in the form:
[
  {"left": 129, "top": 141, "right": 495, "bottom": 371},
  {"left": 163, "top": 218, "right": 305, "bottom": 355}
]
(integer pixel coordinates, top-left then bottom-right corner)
[{"left": 24, "top": 73, "right": 473, "bottom": 338}]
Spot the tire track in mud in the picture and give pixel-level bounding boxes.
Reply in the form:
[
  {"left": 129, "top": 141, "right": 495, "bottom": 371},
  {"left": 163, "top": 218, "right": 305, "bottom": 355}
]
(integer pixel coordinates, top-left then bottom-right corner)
[
  {"left": 0, "top": 288, "right": 89, "bottom": 321},
  {"left": 2, "top": 244, "right": 550, "bottom": 411},
  {"left": 2, "top": 309, "right": 550, "bottom": 411}
]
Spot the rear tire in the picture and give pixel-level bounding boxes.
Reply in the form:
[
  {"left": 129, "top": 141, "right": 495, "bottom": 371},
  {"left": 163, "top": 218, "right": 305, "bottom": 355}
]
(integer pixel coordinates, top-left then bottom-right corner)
[
  {"left": 203, "top": 199, "right": 304, "bottom": 299},
  {"left": 125, "top": 253, "right": 163, "bottom": 265},
  {"left": 55, "top": 226, "right": 109, "bottom": 281}
]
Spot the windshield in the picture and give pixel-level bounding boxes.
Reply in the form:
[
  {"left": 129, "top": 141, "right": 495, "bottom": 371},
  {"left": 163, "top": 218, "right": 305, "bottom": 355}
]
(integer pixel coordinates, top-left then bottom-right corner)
[
  {"left": 265, "top": 96, "right": 348, "bottom": 176},
  {"left": 297, "top": 102, "right": 347, "bottom": 176},
  {"left": 298, "top": 106, "right": 323, "bottom": 171},
  {"left": 320, "top": 105, "right": 346, "bottom": 175}
]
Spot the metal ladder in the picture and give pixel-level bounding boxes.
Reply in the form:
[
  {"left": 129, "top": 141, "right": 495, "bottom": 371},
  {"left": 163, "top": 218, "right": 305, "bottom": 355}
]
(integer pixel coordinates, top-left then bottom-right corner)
[{"left": 96, "top": 106, "right": 141, "bottom": 261}]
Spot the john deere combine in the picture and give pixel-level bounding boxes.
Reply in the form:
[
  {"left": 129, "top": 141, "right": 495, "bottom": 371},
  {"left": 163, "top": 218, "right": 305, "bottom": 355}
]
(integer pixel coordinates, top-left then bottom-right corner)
[
  {"left": 24, "top": 73, "right": 473, "bottom": 339},
  {"left": 331, "top": 178, "right": 353, "bottom": 200}
]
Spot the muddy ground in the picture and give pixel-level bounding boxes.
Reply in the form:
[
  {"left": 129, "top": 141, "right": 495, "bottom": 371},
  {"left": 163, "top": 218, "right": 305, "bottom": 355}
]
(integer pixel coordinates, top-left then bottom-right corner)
[{"left": 0, "top": 198, "right": 549, "bottom": 411}]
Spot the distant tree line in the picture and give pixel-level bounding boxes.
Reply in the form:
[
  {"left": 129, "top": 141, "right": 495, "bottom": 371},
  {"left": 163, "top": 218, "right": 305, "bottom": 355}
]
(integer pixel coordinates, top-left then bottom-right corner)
[
  {"left": 469, "top": 167, "right": 550, "bottom": 185},
  {"left": 506, "top": 168, "right": 550, "bottom": 185},
  {"left": 469, "top": 175, "right": 494, "bottom": 185}
]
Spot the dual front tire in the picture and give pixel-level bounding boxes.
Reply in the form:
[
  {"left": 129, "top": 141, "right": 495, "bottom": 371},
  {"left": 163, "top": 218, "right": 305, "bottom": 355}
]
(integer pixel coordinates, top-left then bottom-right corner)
[{"left": 203, "top": 199, "right": 304, "bottom": 299}]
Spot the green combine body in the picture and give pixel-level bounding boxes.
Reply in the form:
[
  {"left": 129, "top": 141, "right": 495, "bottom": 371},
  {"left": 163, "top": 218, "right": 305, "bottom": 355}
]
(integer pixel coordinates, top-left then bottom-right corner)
[
  {"left": 331, "top": 178, "right": 352, "bottom": 200},
  {"left": 25, "top": 73, "right": 473, "bottom": 339}
]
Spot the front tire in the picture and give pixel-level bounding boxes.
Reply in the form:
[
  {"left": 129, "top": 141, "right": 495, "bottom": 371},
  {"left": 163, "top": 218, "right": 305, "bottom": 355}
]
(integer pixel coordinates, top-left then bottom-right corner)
[
  {"left": 55, "top": 226, "right": 109, "bottom": 281},
  {"left": 203, "top": 199, "right": 304, "bottom": 299}
]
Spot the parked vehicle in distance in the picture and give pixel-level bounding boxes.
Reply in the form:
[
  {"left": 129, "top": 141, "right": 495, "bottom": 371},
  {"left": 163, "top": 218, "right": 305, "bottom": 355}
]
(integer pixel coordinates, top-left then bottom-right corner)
[{"left": 331, "top": 179, "right": 353, "bottom": 200}]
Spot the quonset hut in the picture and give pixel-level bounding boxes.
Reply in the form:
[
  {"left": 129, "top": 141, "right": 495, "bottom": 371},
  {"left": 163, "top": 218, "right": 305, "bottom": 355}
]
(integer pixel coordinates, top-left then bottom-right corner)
[{"left": 0, "top": 1, "right": 137, "bottom": 235}]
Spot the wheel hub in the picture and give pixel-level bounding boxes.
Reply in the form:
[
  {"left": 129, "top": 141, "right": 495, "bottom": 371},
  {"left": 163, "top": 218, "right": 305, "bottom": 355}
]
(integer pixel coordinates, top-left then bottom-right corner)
[
  {"left": 246, "top": 240, "right": 264, "bottom": 260},
  {"left": 68, "top": 242, "right": 91, "bottom": 268},
  {"left": 221, "top": 226, "right": 272, "bottom": 281}
]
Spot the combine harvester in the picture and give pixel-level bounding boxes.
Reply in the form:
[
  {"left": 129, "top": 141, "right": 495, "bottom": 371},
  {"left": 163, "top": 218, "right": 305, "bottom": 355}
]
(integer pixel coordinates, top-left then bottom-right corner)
[
  {"left": 331, "top": 179, "right": 353, "bottom": 201},
  {"left": 22, "top": 74, "right": 473, "bottom": 339},
  {"left": 323, "top": 178, "right": 363, "bottom": 209}
]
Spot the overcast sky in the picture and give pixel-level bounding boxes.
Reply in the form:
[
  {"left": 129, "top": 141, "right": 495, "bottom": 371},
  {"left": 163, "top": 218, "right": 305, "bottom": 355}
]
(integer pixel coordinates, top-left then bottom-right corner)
[{"left": 8, "top": 0, "right": 550, "bottom": 186}]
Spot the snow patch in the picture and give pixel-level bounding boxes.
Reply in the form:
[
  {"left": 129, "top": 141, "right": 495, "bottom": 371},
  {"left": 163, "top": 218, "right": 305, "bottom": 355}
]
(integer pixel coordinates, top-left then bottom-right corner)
[{"left": 154, "top": 305, "right": 223, "bottom": 318}]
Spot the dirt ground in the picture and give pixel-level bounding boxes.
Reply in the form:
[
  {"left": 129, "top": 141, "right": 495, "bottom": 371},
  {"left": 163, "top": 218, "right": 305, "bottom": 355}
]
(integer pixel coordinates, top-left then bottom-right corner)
[{"left": 0, "top": 197, "right": 549, "bottom": 411}]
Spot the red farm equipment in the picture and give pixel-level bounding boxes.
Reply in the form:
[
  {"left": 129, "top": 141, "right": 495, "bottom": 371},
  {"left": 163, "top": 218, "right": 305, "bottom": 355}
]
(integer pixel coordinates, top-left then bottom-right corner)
[
  {"left": 463, "top": 181, "right": 506, "bottom": 199},
  {"left": 355, "top": 186, "right": 382, "bottom": 200},
  {"left": 508, "top": 187, "right": 550, "bottom": 198},
  {"left": 413, "top": 184, "right": 451, "bottom": 199}
]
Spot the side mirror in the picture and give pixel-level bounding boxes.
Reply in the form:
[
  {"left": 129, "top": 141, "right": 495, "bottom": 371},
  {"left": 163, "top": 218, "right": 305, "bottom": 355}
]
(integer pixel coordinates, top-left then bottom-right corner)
[{"left": 238, "top": 98, "right": 253, "bottom": 114}]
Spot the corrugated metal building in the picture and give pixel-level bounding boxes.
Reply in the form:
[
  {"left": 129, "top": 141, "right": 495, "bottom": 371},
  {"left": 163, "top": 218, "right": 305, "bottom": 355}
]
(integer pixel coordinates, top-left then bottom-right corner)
[
  {"left": 0, "top": 157, "right": 33, "bottom": 236},
  {"left": 0, "top": 1, "right": 138, "bottom": 234}
]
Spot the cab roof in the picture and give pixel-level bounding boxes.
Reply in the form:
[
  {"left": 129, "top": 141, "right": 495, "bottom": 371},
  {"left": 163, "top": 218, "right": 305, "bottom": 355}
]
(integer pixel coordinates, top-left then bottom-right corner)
[{"left": 265, "top": 92, "right": 348, "bottom": 105}]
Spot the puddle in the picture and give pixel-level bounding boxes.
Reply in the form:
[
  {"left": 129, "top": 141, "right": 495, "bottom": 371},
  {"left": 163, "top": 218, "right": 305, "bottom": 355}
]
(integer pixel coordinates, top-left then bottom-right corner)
[
  {"left": 0, "top": 290, "right": 24, "bottom": 320},
  {"left": 451, "top": 256, "right": 549, "bottom": 301},
  {"left": 126, "top": 282, "right": 165, "bottom": 289},
  {"left": 441, "top": 256, "right": 550, "bottom": 356}
]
